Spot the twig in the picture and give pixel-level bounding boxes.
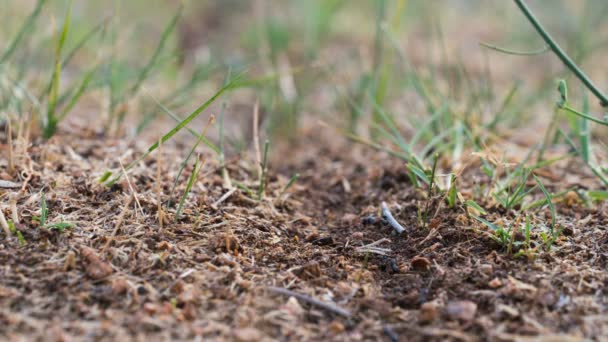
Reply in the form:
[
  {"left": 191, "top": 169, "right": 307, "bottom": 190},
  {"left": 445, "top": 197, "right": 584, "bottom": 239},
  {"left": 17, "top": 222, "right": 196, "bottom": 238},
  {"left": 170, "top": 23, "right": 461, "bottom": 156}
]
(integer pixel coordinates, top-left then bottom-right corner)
[
  {"left": 267, "top": 286, "right": 352, "bottom": 318},
  {"left": 381, "top": 202, "right": 407, "bottom": 234},
  {"left": 355, "top": 238, "right": 392, "bottom": 256},
  {"left": 119, "top": 160, "right": 143, "bottom": 217},
  {"left": 102, "top": 195, "right": 133, "bottom": 255},
  {"left": 212, "top": 187, "right": 237, "bottom": 209},
  {"left": 0, "top": 180, "right": 21, "bottom": 189}
]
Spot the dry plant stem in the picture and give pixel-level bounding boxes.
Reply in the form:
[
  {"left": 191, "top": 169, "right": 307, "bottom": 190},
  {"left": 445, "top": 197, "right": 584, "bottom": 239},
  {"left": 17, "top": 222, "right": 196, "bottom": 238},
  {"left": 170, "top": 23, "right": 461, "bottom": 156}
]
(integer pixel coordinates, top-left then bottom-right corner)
[
  {"left": 7, "top": 119, "right": 14, "bottom": 174},
  {"left": 10, "top": 196, "right": 19, "bottom": 224},
  {"left": 267, "top": 286, "right": 352, "bottom": 318},
  {"left": 156, "top": 136, "right": 163, "bottom": 228},
  {"left": 253, "top": 100, "right": 262, "bottom": 178},
  {"left": 0, "top": 180, "right": 21, "bottom": 189},
  {"left": 0, "top": 208, "right": 10, "bottom": 236},
  {"left": 119, "top": 160, "right": 143, "bottom": 217},
  {"left": 381, "top": 202, "right": 407, "bottom": 234},
  {"left": 212, "top": 187, "right": 237, "bottom": 209},
  {"left": 102, "top": 195, "right": 133, "bottom": 255}
]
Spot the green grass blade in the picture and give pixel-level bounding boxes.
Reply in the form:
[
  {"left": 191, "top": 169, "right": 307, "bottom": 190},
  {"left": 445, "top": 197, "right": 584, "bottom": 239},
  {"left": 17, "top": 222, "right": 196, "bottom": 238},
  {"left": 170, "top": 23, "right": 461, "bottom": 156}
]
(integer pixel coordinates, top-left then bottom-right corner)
[
  {"left": 104, "top": 73, "right": 241, "bottom": 186},
  {"left": 45, "top": 222, "right": 74, "bottom": 231},
  {"left": 44, "top": 0, "right": 73, "bottom": 139},
  {"left": 0, "top": 0, "right": 47, "bottom": 65},
  {"left": 62, "top": 18, "right": 108, "bottom": 68},
  {"left": 588, "top": 191, "right": 608, "bottom": 201},
  {"left": 447, "top": 174, "right": 457, "bottom": 208},
  {"left": 471, "top": 215, "right": 498, "bottom": 231},
  {"left": 514, "top": 0, "right": 608, "bottom": 107},
  {"left": 175, "top": 157, "right": 202, "bottom": 221},
  {"left": 57, "top": 64, "right": 98, "bottom": 121},
  {"left": 480, "top": 42, "right": 549, "bottom": 56},
  {"left": 580, "top": 91, "right": 591, "bottom": 163},
  {"left": 281, "top": 173, "right": 300, "bottom": 195},
  {"left": 40, "top": 192, "right": 48, "bottom": 227},
  {"left": 128, "top": 5, "right": 182, "bottom": 97},
  {"left": 40, "top": 18, "right": 108, "bottom": 101},
  {"left": 146, "top": 92, "right": 220, "bottom": 154},
  {"left": 167, "top": 120, "right": 214, "bottom": 208},
  {"left": 533, "top": 174, "right": 556, "bottom": 233},
  {"left": 465, "top": 200, "right": 487, "bottom": 215}
]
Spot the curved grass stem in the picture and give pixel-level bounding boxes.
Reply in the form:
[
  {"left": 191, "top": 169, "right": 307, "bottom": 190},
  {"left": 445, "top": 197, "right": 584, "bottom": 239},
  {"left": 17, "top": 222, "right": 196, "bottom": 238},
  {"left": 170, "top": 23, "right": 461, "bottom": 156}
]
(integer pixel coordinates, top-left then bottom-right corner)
[
  {"left": 513, "top": 0, "right": 608, "bottom": 107},
  {"left": 480, "top": 42, "right": 549, "bottom": 56}
]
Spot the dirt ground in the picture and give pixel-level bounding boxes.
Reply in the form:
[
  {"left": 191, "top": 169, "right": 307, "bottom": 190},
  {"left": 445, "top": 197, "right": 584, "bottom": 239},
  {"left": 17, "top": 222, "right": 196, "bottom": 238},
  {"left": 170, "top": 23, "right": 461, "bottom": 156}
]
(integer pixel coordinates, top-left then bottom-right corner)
[{"left": 0, "top": 119, "right": 606, "bottom": 342}]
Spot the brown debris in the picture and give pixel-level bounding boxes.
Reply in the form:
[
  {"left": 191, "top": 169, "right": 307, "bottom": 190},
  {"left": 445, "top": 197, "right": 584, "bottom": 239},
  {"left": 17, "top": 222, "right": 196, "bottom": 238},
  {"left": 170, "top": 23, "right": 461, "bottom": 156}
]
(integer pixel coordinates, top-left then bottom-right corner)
[
  {"left": 79, "top": 245, "right": 113, "bottom": 280},
  {"left": 411, "top": 256, "right": 432, "bottom": 272}
]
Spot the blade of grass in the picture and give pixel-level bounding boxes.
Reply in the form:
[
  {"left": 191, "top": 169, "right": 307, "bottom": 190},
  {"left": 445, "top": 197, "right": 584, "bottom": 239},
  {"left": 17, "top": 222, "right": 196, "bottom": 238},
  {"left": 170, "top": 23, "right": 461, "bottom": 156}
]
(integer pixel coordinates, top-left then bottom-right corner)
[
  {"left": 533, "top": 174, "right": 556, "bottom": 233},
  {"left": 44, "top": 0, "right": 73, "bottom": 139},
  {"left": 149, "top": 94, "right": 220, "bottom": 154},
  {"left": 175, "top": 156, "right": 203, "bottom": 221},
  {"left": 479, "top": 42, "right": 549, "bottom": 56},
  {"left": 580, "top": 91, "right": 591, "bottom": 163},
  {"left": 40, "top": 192, "right": 48, "bottom": 227},
  {"left": 513, "top": 0, "right": 608, "bottom": 107},
  {"left": 167, "top": 115, "right": 215, "bottom": 208},
  {"left": 104, "top": 73, "right": 242, "bottom": 185},
  {"left": 57, "top": 63, "right": 98, "bottom": 121},
  {"left": 280, "top": 173, "right": 300, "bottom": 196},
  {"left": 0, "top": 0, "right": 46, "bottom": 65},
  {"left": 127, "top": 5, "right": 182, "bottom": 98}
]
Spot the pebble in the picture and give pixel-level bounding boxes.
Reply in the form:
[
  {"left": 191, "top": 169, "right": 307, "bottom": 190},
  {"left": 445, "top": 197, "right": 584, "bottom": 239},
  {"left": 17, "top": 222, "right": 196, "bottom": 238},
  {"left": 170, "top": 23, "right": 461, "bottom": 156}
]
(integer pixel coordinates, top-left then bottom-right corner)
[
  {"left": 445, "top": 300, "right": 477, "bottom": 321},
  {"left": 488, "top": 277, "right": 503, "bottom": 289},
  {"left": 419, "top": 301, "right": 440, "bottom": 323},
  {"left": 479, "top": 263, "right": 493, "bottom": 275},
  {"left": 234, "top": 327, "right": 263, "bottom": 342},
  {"left": 362, "top": 215, "right": 377, "bottom": 225}
]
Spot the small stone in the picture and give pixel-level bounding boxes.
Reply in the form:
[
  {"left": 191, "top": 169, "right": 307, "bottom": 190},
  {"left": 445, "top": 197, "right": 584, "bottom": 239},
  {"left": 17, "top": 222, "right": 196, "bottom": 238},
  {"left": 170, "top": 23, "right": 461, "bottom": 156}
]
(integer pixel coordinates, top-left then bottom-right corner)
[
  {"left": 156, "top": 241, "right": 172, "bottom": 250},
  {"left": 283, "top": 296, "right": 305, "bottom": 317},
  {"left": 234, "top": 327, "right": 262, "bottom": 342},
  {"left": 419, "top": 301, "right": 440, "bottom": 323},
  {"left": 329, "top": 320, "right": 345, "bottom": 334},
  {"left": 351, "top": 232, "right": 364, "bottom": 240},
  {"left": 445, "top": 300, "right": 477, "bottom": 321},
  {"left": 64, "top": 251, "right": 76, "bottom": 271},
  {"left": 496, "top": 304, "right": 519, "bottom": 318},
  {"left": 488, "top": 277, "right": 503, "bottom": 289},
  {"left": 111, "top": 277, "right": 129, "bottom": 295},
  {"left": 411, "top": 256, "right": 432, "bottom": 272},
  {"left": 143, "top": 302, "right": 158, "bottom": 315},
  {"left": 479, "top": 264, "right": 493, "bottom": 275},
  {"left": 362, "top": 215, "right": 377, "bottom": 225},
  {"left": 341, "top": 213, "right": 358, "bottom": 225},
  {"left": 488, "top": 278, "right": 502, "bottom": 289}
]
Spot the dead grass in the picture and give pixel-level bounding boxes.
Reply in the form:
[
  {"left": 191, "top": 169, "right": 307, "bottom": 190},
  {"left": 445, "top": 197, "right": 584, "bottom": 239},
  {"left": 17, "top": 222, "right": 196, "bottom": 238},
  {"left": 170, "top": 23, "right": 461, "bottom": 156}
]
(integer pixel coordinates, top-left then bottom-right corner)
[{"left": 0, "top": 123, "right": 606, "bottom": 341}]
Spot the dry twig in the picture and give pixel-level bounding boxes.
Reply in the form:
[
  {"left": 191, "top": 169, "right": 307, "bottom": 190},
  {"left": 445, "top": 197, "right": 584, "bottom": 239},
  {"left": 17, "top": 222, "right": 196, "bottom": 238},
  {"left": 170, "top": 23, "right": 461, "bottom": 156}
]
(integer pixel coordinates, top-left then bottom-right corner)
[
  {"left": 267, "top": 286, "right": 352, "bottom": 318},
  {"left": 381, "top": 202, "right": 407, "bottom": 234}
]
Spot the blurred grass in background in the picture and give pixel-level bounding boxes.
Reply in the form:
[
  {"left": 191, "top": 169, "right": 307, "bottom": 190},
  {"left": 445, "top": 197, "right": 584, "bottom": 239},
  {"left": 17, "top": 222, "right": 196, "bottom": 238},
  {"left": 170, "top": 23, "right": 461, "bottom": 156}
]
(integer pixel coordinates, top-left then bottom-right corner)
[{"left": 1, "top": 0, "right": 607, "bottom": 175}]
